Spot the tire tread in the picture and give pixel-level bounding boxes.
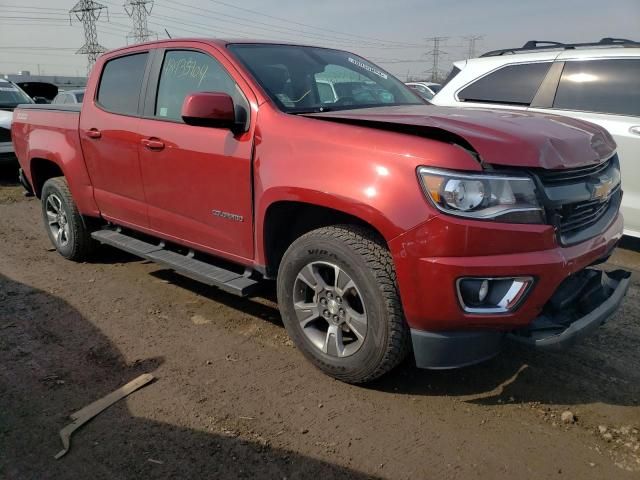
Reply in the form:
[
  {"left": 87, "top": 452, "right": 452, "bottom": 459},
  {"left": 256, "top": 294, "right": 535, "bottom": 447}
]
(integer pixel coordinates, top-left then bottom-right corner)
[
  {"left": 283, "top": 224, "right": 410, "bottom": 383},
  {"left": 42, "top": 177, "right": 93, "bottom": 262}
]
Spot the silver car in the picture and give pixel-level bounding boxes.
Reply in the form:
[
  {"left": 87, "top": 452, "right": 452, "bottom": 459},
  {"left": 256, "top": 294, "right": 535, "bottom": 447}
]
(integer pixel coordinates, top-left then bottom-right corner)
[{"left": 0, "top": 79, "right": 34, "bottom": 162}]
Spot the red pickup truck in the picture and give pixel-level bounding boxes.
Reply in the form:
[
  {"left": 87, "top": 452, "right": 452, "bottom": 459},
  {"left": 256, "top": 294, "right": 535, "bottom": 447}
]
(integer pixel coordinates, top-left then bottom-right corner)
[{"left": 12, "top": 39, "right": 630, "bottom": 383}]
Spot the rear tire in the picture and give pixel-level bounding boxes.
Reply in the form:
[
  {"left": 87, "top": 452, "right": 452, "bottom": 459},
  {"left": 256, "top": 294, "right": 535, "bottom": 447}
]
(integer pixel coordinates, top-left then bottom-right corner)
[
  {"left": 277, "top": 224, "right": 410, "bottom": 383},
  {"left": 41, "top": 177, "right": 94, "bottom": 262}
]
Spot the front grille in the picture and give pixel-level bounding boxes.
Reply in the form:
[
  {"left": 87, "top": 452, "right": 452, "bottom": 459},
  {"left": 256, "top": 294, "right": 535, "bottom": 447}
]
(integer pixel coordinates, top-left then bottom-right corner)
[
  {"left": 0, "top": 127, "right": 10, "bottom": 143},
  {"left": 557, "top": 185, "right": 621, "bottom": 235},
  {"left": 533, "top": 155, "right": 621, "bottom": 246},
  {"left": 536, "top": 156, "right": 614, "bottom": 184}
]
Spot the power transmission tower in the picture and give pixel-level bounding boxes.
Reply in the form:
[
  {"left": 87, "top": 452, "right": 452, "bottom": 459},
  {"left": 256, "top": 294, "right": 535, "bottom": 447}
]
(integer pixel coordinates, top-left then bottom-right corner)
[
  {"left": 464, "top": 35, "right": 483, "bottom": 59},
  {"left": 124, "top": 0, "right": 156, "bottom": 44},
  {"left": 425, "top": 36, "right": 447, "bottom": 83},
  {"left": 70, "top": 0, "right": 108, "bottom": 73}
]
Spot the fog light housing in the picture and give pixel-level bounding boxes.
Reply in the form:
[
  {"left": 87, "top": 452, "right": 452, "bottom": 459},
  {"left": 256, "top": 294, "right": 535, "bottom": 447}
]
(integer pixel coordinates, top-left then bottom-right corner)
[{"left": 457, "top": 277, "right": 533, "bottom": 313}]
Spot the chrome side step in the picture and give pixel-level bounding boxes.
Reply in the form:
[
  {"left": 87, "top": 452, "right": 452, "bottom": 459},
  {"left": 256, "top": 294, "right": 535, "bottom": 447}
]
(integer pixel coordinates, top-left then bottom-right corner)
[{"left": 91, "top": 229, "right": 260, "bottom": 297}]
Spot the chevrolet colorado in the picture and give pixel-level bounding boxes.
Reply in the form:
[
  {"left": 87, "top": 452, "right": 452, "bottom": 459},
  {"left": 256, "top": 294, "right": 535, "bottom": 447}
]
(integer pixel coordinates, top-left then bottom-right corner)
[{"left": 12, "top": 39, "right": 631, "bottom": 383}]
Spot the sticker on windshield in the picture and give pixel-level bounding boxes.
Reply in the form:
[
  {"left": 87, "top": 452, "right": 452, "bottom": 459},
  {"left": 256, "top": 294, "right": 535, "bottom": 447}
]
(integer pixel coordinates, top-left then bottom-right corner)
[
  {"left": 348, "top": 58, "right": 388, "bottom": 80},
  {"left": 0, "top": 86, "right": 19, "bottom": 92}
]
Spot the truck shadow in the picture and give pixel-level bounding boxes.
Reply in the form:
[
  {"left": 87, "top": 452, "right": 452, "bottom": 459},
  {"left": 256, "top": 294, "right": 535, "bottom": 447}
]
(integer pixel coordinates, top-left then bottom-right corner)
[
  {"left": 0, "top": 273, "right": 376, "bottom": 479},
  {"left": 150, "top": 267, "right": 640, "bottom": 408}
]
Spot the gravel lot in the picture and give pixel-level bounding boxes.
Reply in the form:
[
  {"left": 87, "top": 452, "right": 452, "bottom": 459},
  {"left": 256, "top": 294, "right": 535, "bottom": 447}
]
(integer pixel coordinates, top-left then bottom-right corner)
[{"left": 1, "top": 160, "right": 639, "bottom": 479}]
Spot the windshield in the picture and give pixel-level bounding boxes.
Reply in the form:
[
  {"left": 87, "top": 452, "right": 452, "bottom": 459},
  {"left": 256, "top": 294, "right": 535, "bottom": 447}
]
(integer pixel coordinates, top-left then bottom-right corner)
[
  {"left": 228, "top": 44, "right": 424, "bottom": 113},
  {"left": 0, "top": 82, "right": 34, "bottom": 107}
]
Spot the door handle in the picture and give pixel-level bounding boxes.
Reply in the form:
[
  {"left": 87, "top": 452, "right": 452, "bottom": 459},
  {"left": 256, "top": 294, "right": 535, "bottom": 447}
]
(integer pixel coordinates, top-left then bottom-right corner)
[
  {"left": 141, "top": 138, "right": 165, "bottom": 151},
  {"left": 85, "top": 128, "right": 101, "bottom": 139},
  {"left": 630, "top": 126, "right": 640, "bottom": 136}
]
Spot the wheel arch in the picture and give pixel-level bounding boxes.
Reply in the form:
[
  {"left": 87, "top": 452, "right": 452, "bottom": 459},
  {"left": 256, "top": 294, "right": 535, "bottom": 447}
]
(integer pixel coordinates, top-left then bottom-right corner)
[
  {"left": 259, "top": 196, "right": 390, "bottom": 278},
  {"left": 30, "top": 157, "right": 65, "bottom": 197}
]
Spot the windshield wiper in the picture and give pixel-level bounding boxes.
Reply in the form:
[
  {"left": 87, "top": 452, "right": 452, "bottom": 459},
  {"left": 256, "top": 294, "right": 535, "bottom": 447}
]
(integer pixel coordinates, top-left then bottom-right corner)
[{"left": 289, "top": 106, "right": 334, "bottom": 114}]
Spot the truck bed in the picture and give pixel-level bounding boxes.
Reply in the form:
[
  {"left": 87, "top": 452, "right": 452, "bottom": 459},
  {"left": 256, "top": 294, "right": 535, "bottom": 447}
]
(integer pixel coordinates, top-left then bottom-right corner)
[{"left": 11, "top": 102, "right": 98, "bottom": 215}]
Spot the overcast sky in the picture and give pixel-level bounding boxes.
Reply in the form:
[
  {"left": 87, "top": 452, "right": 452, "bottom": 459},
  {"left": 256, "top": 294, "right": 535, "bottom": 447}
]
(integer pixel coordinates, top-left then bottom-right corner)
[{"left": 1, "top": 0, "right": 638, "bottom": 79}]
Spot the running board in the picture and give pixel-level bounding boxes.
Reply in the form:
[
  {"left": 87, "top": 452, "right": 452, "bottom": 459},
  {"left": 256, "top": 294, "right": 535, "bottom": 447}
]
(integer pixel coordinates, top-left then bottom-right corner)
[{"left": 91, "top": 229, "right": 260, "bottom": 297}]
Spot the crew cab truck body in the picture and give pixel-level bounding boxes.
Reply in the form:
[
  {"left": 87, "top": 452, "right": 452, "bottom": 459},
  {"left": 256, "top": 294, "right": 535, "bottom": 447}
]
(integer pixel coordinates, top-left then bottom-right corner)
[{"left": 12, "top": 39, "right": 631, "bottom": 383}]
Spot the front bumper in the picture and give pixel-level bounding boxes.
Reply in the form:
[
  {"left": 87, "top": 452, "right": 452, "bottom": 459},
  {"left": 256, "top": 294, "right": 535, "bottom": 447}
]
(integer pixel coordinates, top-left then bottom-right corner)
[
  {"left": 411, "top": 268, "right": 630, "bottom": 368},
  {"left": 390, "top": 211, "right": 624, "bottom": 331}
]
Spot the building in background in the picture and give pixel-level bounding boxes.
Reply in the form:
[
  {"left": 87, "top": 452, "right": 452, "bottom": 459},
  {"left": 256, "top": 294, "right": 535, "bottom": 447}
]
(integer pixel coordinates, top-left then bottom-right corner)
[{"left": 0, "top": 72, "right": 86, "bottom": 90}]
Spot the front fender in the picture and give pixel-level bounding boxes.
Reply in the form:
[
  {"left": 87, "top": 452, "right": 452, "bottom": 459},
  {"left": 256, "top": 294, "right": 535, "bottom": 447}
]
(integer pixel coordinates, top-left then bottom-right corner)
[{"left": 252, "top": 107, "right": 480, "bottom": 266}]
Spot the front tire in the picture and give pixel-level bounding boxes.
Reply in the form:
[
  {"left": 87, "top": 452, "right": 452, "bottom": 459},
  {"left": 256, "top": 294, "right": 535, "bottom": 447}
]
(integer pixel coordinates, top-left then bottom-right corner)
[
  {"left": 41, "top": 177, "right": 94, "bottom": 262},
  {"left": 277, "top": 225, "right": 410, "bottom": 383}
]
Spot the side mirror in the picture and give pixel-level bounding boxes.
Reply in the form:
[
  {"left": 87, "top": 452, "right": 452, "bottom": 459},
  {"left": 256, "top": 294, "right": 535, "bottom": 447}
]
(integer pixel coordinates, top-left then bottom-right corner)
[
  {"left": 181, "top": 92, "right": 236, "bottom": 129},
  {"left": 33, "top": 97, "right": 49, "bottom": 104}
]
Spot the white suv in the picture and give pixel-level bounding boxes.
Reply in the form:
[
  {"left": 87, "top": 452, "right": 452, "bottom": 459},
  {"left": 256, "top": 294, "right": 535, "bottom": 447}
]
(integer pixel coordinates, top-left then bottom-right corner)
[{"left": 432, "top": 38, "right": 640, "bottom": 238}]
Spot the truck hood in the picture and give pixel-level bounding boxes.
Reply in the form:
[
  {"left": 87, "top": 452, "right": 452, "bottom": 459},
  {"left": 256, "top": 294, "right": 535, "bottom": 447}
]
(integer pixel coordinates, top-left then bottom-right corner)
[{"left": 308, "top": 105, "right": 616, "bottom": 169}]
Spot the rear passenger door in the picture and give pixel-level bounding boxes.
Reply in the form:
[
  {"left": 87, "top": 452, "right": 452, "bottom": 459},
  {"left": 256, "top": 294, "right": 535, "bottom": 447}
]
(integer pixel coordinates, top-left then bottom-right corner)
[
  {"left": 137, "top": 47, "right": 256, "bottom": 261},
  {"left": 80, "top": 51, "right": 150, "bottom": 227},
  {"left": 533, "top": 58, "right": 640, "bottom": 235}
]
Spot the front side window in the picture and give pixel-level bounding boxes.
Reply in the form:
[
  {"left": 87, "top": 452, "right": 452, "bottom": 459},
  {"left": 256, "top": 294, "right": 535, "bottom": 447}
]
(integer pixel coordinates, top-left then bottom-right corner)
[
  {"left": 228, "top": 44, "right": 422, "bottom": 113},
  {"left": 553, "top": 59, "right": 640, "bottom": 116},
  {"left": 458, "top": 62, "right": 551, "bottom": 105},
  {"left": 97, "top": 52, "right": 148, "bottom": 115},
  {"left": 154, "top": 50, "right": 249, "bottom": 123}
]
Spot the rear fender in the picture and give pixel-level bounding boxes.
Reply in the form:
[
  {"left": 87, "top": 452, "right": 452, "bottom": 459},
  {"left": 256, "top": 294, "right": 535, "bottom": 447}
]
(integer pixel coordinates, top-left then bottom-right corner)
[{"left": 27, "top": 128, "right": 99, "bottom": 216}]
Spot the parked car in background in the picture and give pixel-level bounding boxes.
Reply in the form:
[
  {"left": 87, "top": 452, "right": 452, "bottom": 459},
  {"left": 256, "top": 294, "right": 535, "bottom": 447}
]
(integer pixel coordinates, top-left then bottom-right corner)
[
  {"left": 405, "top": 81, "right": 442, "bottom": 100},
  {"left": 17, "top": 82, "right": 59, "bottom": 104},
  {"left": 432, "top": 38, "right": 640, "bottom": 238},
  {"left": 0, "top": 78, "right": 33, "bottom": 162},
  {"left": 52, "top": 89, "right": 86, "bottom": 105},
  {"left": 12, "top": 39, "right": 630, "bottom": 383}
]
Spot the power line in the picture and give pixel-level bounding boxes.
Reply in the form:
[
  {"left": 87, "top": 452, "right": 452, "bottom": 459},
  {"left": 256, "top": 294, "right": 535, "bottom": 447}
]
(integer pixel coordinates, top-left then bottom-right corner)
[
  {"left": 149, "top": 0, "right": 423, "bottom": 49},
  {"left": 124, "top": 0, "right": 156, "bottom": 43},
  {"left": 69, "top": 1, "right": 109, "bottom": 71},
  {"left": 203, "top": 0, "right": 423, "bottom": 47}
]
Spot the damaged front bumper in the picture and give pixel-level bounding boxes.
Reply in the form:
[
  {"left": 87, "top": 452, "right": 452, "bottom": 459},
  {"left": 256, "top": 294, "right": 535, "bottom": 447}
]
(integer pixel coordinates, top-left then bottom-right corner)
[
  {"left": 507, "top": 268, "right": 630, "bottom": 349},
  {"left": 411, "top": 268, "right": 631, "bottom": 369}
]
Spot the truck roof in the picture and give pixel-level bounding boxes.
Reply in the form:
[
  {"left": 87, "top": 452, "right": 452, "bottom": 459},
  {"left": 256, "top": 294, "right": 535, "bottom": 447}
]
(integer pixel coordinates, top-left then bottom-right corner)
[{"left": 104, "top": 38, "right": 322, "bottom": 56}]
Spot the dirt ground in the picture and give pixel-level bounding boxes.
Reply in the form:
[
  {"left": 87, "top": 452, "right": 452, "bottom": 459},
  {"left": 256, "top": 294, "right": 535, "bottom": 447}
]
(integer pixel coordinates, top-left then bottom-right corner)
[{"left": 1, "top": 160, "right": 639, "bottom": 480}]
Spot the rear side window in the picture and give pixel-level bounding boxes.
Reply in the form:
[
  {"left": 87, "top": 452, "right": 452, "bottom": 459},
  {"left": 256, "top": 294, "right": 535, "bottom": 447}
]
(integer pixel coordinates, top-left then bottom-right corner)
[
  {"left": 458, "top": 62, "right": 551, "bottom": 105},
  {"left": 154, "top": 50, "right": 249, "bottom": 122},
  {"left": 97, "top": 52, "right": 148, "bottom": 115},
  {"left": 553, "top": 59, "right": 640, "bottom": 116}
]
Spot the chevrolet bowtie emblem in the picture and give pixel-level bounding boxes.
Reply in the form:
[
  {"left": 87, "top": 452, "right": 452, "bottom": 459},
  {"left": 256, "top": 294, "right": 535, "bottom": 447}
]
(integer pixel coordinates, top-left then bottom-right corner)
[{"left": 592, "top": 175, "right": 615, "bottom": 201}]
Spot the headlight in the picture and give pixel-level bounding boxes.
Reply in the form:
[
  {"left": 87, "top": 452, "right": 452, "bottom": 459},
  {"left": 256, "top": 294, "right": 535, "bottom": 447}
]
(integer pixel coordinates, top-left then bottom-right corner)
[{"left": 418, "top": 167, "right": 544, "bottom": 223}]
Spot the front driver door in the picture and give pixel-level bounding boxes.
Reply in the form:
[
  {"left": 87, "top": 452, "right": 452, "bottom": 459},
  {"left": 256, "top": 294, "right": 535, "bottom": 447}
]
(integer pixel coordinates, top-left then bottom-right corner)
[{"left": 137, "top": 47, "right": 255, "bottom": 261}]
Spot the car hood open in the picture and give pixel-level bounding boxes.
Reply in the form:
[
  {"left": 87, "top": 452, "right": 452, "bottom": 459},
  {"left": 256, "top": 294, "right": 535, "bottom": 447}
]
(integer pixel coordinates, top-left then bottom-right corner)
[{"left": 307, "top": 105, "right": 616, "bottom": 169}]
